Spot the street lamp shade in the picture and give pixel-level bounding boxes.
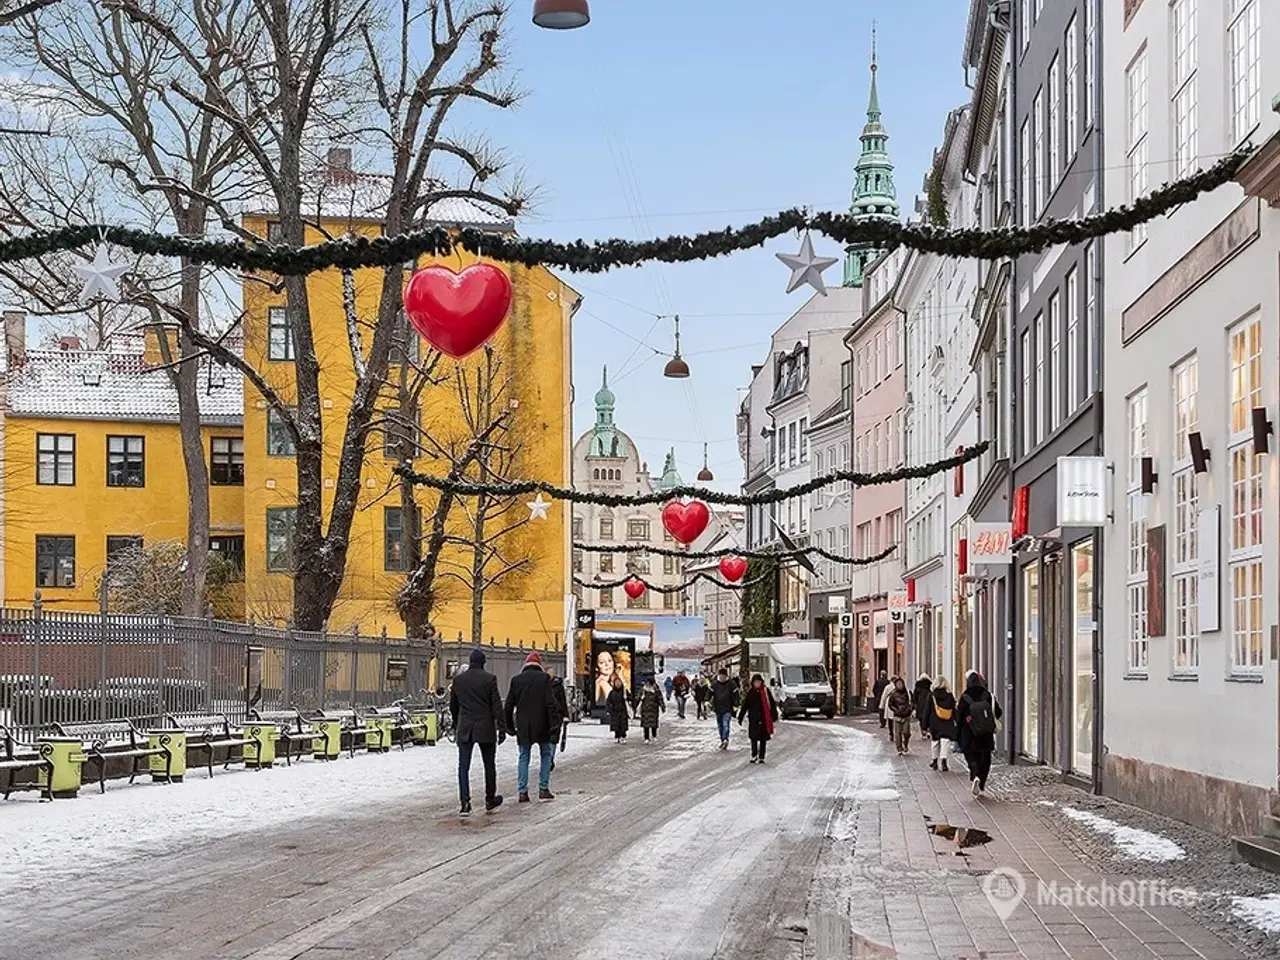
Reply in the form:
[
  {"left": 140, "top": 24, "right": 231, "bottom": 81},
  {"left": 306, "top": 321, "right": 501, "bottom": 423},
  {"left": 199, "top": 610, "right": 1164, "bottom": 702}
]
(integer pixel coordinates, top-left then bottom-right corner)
[
  {"left": 533, "top": 0, "right": 590, "bottom": 29},
  {"left": 663, "top": 355, "right": 690, "bottom": 378},
  {"left": 697, "top": 442, "right": 714, "bottom": 481}
]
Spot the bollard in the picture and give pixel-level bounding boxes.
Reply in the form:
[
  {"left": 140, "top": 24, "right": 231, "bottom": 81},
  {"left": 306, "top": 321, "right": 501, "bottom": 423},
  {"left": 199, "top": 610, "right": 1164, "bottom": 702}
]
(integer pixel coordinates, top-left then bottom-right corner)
[
  {"left": 364, "top": 715, "right": 393, "bottom": 753},
  {"left": 240, "top": 721, "right": 279, "bottom": 768},
  {"left": 409, "top": 709, "right": 438, "bottom": 746},
  {"left": 311, "top": 717, "right": 343, "bottom": 760},
  {"left": 148, "top": 729, "right": 188, "bottom": 782},
  {"left": 37, "top": 736, "right": 88, "bottom": 799}
]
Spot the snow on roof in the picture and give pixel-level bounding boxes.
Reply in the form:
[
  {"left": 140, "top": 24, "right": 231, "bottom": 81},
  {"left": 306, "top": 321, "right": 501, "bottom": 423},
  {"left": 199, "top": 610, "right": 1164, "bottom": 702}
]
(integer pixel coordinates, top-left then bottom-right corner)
[{"left": 4, "top": 346, "right": 243, "bottom": 425}]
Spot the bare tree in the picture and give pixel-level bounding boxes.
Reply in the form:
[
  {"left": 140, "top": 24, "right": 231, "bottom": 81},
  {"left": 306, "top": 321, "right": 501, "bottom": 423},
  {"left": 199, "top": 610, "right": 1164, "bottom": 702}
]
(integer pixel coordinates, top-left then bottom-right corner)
[{"left": 96, "top": 539, "right": 238, "bottom": 617}]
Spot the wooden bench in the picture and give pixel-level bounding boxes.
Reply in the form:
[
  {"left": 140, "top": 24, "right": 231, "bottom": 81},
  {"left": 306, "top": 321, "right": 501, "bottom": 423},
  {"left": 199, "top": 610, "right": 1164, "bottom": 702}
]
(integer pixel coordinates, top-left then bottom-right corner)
[
  {"left": 53, "top": 721, "right": 173, "bottom": 793},
  {"left": 165, "top": 714, "right": 254, "bottom": 777},
  {"left": 0, "top": 726, "right": 52, "bottom": 801},
  {"left": 312, "top": 710, "right": 370, "bottom": 758},
  {"left": 246, "top": 709, "right": 320, "bottom": 765}
]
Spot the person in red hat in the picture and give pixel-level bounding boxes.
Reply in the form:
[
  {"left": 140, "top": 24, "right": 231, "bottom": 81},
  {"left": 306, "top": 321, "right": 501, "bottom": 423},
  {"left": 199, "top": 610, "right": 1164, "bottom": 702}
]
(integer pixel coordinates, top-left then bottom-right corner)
[{"left": 504, "top": 651, "right": 563, "bottom": 802}]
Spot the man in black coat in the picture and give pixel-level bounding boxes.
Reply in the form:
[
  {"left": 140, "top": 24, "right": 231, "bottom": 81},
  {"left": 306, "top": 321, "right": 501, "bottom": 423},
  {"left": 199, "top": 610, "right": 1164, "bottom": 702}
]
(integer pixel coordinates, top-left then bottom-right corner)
[
  {"left": 546, "top": 665, "right": 571, "bottom": 771},
  {"left": 711, "top": 668, "right": 737, "bottom": 750},
  {"left": 504, "top": 652, "right": 563, "bottom": 803},
  {"left": 450, "top": 648, "right": 505, "bottom": 817}
]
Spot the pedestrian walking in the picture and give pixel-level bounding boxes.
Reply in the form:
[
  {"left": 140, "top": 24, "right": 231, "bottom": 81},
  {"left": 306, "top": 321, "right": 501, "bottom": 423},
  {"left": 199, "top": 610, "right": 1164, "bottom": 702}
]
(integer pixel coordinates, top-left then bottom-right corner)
[
  {"left": 711, "top": 668, "right": 736, "bottom": 749},
  {"left": 637, "top": 677, "right": 666, "bottom": 741},
  {"left": 956, "top": 671, "right": 1002, "bottom": 797},
  {"left": 672, "top": 671, "right": 691, "bottom": 719},
  {"left": 504, "top": 651, "right": 563, "bottom": 803},
  {"left": 664, "top": 675, "right": 674, "bottom": 702},
  {"left": 886, "top": 677, "right": 913, "bottom": 756},
  {"left": 450, "top": 648, "right": 505, "bottom": 817},
  {"left": 606, "top": 675, "right": 631, "bottom": 742},
  {"left": 546, "top": 666, "right": 570, "bottom": 772},
  {"left": 912, "top": 673, "right": 933, "bottom": 738},
  {"left": 878, "top": 675, "right": 896, "bottom": 743},
  {"left": 736, "top": 673, "right": 779, "bottom": 764},
  {"left": 871, "top": 671, "right": 890, "bottom": 729},
  {"left": 693, "top": 676, "right": 710, "bottom": 719},
  {"left": 926, "top": 676, "right": 957, "bottom": 772}
]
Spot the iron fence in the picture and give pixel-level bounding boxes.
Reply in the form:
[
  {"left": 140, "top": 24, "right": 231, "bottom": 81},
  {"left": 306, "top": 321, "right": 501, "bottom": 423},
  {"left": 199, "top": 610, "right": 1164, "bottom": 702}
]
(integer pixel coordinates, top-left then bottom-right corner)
[{"left": 0, "top": 603, "right": 543, "bottom": 737}]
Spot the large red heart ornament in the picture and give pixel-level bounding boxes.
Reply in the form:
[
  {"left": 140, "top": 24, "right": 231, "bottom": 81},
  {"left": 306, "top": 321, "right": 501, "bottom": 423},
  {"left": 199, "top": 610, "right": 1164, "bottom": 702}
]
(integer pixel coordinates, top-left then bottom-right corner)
[
  {"left": 623, "top": 577, "right": 646, "bottom": 600},
  {"left": 403, "top": 263, "right": 513, "bottom": 359},
  {"left": 661, "top": 499, "right": 709, "bottom": 544},
  {"left": 718, "top": 556, "right": 747, "bottom": 582}
]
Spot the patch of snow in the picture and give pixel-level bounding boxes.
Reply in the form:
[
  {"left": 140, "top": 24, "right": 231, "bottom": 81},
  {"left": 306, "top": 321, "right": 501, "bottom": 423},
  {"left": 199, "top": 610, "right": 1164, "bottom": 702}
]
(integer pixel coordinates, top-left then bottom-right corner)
[
  {"left": 1034, "top": 800, "right": 1057, "bottom": 807},
  {"left": 1232, "top": 894, "right": 1280, "bottom": 934},
  {"left": 851, "top": 787, "right": 900, "bottom": 801},
  {"left": 1060, "top": 806, "right": 1186, "bottom": 862}
]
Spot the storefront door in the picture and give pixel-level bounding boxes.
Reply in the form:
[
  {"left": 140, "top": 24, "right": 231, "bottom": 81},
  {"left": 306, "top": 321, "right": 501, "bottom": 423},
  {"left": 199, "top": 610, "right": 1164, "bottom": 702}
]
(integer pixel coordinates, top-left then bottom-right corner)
[
  {"left": 1070, "top": 540, "right": 1096, "bottom": 778},
  {"left": 1020, "top": 563, "right": 1040, "bottom": 759}
]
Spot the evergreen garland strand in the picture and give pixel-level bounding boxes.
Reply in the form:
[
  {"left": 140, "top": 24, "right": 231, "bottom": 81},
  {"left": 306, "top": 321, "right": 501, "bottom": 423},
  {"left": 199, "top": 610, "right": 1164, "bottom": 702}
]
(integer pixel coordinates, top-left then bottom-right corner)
[
  {"left": 0, "top": 150, "right": 1247, "bottom": 276},
  {"left": 573, "top": 569, "right": 774, "bottom": 594},
  {"left": 574, "top": 541, "right": 897, "bottom": 566}
]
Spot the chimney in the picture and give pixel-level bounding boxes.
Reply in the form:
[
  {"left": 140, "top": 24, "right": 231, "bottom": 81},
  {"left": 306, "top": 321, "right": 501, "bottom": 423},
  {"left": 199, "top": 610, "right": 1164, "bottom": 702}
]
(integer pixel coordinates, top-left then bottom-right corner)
[
  {"left": 327, "top": 146, "right": 353, "bottom": 182},
  {"left": 142, "top": 327, "right": 180, "bottom": 367},
  {"left": 4, "top": 309, "right": 25, "bottom": 366}
]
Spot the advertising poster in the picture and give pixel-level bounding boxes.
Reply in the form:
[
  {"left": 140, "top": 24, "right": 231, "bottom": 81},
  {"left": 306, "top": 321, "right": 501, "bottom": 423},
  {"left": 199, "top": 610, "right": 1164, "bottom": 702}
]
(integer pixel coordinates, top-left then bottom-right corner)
[{"left": 591, "top": 637, "right": 635, "bottom": 708}]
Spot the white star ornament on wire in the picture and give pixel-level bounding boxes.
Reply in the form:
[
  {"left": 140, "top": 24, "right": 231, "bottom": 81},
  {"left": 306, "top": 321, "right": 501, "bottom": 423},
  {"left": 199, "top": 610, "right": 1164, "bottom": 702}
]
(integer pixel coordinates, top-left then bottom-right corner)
[
  {"left": 73, "top": 244, "right": 129, "bottom": 304},
  {"left": 776, "top": 233, "right": 839, "bottom": 297},
  {"left": 527, "top": 493, "right": 552, "bottom": 520}
]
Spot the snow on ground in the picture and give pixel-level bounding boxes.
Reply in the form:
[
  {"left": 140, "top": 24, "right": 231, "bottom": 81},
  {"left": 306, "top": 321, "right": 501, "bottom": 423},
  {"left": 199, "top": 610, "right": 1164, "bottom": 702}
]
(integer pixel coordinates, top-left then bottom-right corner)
[
  {"left": 0, "top": 723, "right": 609, "bottom": 894},
  {"left": 1232, "top": 893, "right": 1280, "bottom": 934},
  {"left": 1059, "top": 806, "right": 1186, "bottom": 861}
]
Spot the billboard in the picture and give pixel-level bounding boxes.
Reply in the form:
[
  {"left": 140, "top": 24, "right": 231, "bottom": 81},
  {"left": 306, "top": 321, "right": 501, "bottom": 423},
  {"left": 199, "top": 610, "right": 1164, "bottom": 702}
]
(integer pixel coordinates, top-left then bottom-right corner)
[{"left": 591, "top": 636, "right": 636, "bottom": 708}]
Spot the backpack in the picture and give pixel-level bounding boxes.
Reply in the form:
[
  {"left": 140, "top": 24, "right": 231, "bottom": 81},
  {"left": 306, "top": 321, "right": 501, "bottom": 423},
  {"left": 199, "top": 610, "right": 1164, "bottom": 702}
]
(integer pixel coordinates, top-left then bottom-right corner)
[{"left": 966, "top": 696, "right": 995, "bottom": 736}]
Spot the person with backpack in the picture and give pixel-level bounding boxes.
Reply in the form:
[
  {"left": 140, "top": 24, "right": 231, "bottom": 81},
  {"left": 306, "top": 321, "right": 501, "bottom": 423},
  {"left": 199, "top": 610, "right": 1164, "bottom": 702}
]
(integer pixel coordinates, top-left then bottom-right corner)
[
  {"left": 956, "top": 670, "right": 1002, "bottom": 796},
  {"left": 926, "top": 676, "right": 957, "bottom": 772},
  {"left": 664, "top": 675, "right": 674, "bottom": 702},
  {"left": 885, "top": 677, "right": 913, "bottom": 756},
  {"left": 912, "top": 673, "right": 933, "bottom": 738}
]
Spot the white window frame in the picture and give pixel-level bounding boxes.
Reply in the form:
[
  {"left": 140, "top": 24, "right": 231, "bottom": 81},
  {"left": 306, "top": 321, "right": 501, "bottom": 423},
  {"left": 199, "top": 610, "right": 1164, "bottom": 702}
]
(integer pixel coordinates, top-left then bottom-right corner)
[
  {"left": 1126, "top": 49, "right": 1150, "bottom": 252},
  {"left": 1048, "top": 291, "right": 1062, "bottom": 430},
  {"left": 1064, "top": 14, "right": 1079, "bottom": 156},
  {"left": 1227, "top": 313, "right": 1264, "bottom": 675},
  {"left": 1065, "top": 265, "right": 1080, "bottom": 413},
  {"left": 1171, "top": 0, "right": 1198, "bottom": 177},
  {"left": 1228, "top": 0, "right": 1261, "bottom": 146},
  {"left": 1020, "top": 328, "right": 1032, "bottom": 456},
  {"left": 1084, "top": 0, "right": 1096, "bottom": 129},
  {"left": 1031, "top": 89, "right": 1044, "bottom": 218},
  {"left": 1126, "top": 387, "right": 1150, "bottom": 675},
  {"left": 1047, "top": 54, "right": 1062, "bottom": 192},
  {"left": 1033, "top": 312, "right": 1045, "bottom": 445},
  {"left": 1019, "top": 0, "right": 1030, "bottom": 55},
  {"left": 1085, "top": 243, "right": 1098, "bottom": 395},
  {"left": 1171, "top": 355, "right": 1199, "bottom": 675}
]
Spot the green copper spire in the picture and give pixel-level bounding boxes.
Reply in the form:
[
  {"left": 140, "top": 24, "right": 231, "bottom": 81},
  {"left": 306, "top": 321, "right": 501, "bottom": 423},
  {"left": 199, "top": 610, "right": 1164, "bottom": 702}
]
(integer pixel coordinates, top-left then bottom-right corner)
[
  {"left": 589, "top": 366, "right": 621, "bottom": 457},
  {"left": 655, "top": 448, "right": 683, "bottom": 491},
  {"left": 843, "top": 22, "right": 901, "bottom": 288}
]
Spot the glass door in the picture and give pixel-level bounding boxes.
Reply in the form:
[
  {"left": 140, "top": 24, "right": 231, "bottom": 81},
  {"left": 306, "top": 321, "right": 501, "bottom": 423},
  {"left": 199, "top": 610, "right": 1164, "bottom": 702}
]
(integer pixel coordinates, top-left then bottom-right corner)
[
  {"left": 1021, "top": 563, "right": 1041, "bottom": 759},
  {"left": 1071, "top": 540, "right": 1096, "bottom": 776}
]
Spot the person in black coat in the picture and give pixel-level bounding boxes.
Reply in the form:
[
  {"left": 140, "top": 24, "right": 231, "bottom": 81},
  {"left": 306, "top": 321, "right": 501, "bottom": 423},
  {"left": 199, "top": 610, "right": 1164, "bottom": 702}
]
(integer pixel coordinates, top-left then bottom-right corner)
[
  {"left": 636, "top": 678, "right": 666, "bottom": 741},
  {"left": 450, "top": 648, "right": 505, "bottom": 817},
  {"left": 710, "top": 669, "right": 736, "bottom": 749},
  {"left": 956, "top": 671, "right": 1002, "bottom": 797},
  {"left": 504, "top": 652, "right": 563, "bottom": 803},
  {"left": 606, "top": 675, "right": 631, "bottom": 742},
  {"left": 871, "top": 671, "right": 890, "bottom": 727},
  {"left": 546, "top": 667, "right": 570, "bottom": 771},
  {"left": 736, "top": 673, "right": 780, "bottom": 764},
  {"left": 912, "top": 674, "right": 933, "bottom": 737},
  {"left": 926, "top": 677, "right": 958, "bottom": 772}
]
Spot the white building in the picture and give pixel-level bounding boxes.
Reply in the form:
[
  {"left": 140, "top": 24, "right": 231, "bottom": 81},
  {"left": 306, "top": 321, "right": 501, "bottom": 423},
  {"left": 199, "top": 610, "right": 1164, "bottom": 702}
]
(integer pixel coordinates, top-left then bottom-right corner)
[
  {"left": 683, "top": 507, "right": 745, "bottom": 656},
  {"left": 572, "top": 368, "right": 687, "bottom": 615},
  {"left": 1101, "top": 0, "right": 1279, "bottom": 840}
]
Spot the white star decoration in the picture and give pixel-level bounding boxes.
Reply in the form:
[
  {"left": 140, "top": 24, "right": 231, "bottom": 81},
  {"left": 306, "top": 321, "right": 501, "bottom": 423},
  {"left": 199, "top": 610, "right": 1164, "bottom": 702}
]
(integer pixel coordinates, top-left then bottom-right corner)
[
  {"left": 73, "top": 244, "right": 129, "bottom": 304},
  {"left": 527, "top": 493, "right": 551, "bottom": 520},
  {"left": 776, "top": 233, "right": 839, "bottom": 297}
]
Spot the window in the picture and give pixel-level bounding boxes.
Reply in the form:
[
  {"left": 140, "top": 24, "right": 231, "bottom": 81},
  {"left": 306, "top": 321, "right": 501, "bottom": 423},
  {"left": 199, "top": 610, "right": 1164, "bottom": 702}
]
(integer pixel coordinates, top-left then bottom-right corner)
[
  {"left": 1047, "top": 55, "right": 1061, "bottom": 190},
  {"left": 1228, "top": 314, "right": 1264, "bottom": 674},
  {"left": 814, "top": 450, "right": 824, "bottom": 507},
  {"left": 1019, "top": 0, "right": 1029, "bottom": 53},
  {"left": 382, "top": 405, "right": 419, "bottom": 460},
  {"left": 211, "top": 437, "right": 245, "bottom": 486},
  {"left": 1064, "top": 14, "right": 1079, "bottom": 155},
  {"left": 626, "top": 519, "right": 650, "bottom": 541},
  {"left": 1126, "top": 50, "right": 1150, "bottom": 250},
  {"left": 598, "top": 588, "right": 613, "bottom": 609},
  {"left": 787, "top": 421, "right": 797, "bottom": 467},
  {"left": 1033, "top": 312, "right": 1045, "bottom": 444},
  {"left": 1084, "top": 0, "right": 1096, "bottom": 128},
  {"left": 872, "top": 422, "right": 882, "bottom": 472},
  {"left": 106, "top": 435, "right": 145, "bottom": 487},
  {"left": 663, "top": 590, "right": 680, "bottom": 611},
  {"left": 37, "top": 433, "right": 75, "bottom": 486},
  {"left": 384, "top": 507, "right": 407, "bottom": 571},
  {"left": 1065, "top": 267, "right": 1081, "bottom": 413},
  {"left": 1229, "top": 0, "right": 1260, "bottom": 144},
  {"left": 1019, "top": 119, "right": 1031, "bottom": 225},
  {"left": 799, "top": 417, "right": 809, "bottom": 462},
  {"left": 1020, "top": 329, "right": 1032, "bottom": 455},
  {"left": 1171, "top": 0, "right": 1198, "bottom": 176},
  {"left": 1085, "top": 243, "right": 1098, "bottom": 395},
  {"left": 626, "top": 589, "right": 648, "bottom": 610},
  {"left": 35, "top": 535, "right": 75, "bottom": 588},
  {"left": 1048, "top": 292, "right": 1061, "bottom": 430},
  {"left": 840, "top": 360, "right": 851, "bottom": 409},
  {"left": 599, "top": 517, "right": 614, "bottom": 540},
  {"left": 209, "top": 535, "right": 245, "bottom": 581},
  {"left": 1126, "top": 388, "right": 1149, "bottom": 674},
  {"left": 267, "top": 306, "right": 295, "bottom": 361},
  {"left": 663, "top": 554, "right": 677, "bottom": 575},
  {"left": 267, "top": 409, "right": 295, "bottom": 456},
  {"left": 1171, "top": 356, "right": 1199, "bottom": 675},
  {"left": 572, "top": 517, "right": 583, "bottom": 539},
  {"left": 1031, "top": 89, "right": 1044, "bottom": 216},
  {"left": 599, "top": 554, "right": 614, "bottom": 574},
  {"left": 266, "top": 507, "right": 296, "bottom": 572},
  {"left": 105, "top": 536, "right": 143, "bottom": 569}
]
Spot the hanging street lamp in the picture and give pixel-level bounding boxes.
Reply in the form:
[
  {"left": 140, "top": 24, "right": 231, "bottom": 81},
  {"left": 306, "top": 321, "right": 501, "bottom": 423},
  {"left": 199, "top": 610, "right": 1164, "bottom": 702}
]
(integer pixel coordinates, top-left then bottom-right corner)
[
  {"left": 533, "top": 0, "right": 590, "bottom": 29},
  {"left": 663, "top": 315, "right": 690, "bottom": 379},
  {"left": 697, "top": 443, "right": 714, "bottom": 482}
]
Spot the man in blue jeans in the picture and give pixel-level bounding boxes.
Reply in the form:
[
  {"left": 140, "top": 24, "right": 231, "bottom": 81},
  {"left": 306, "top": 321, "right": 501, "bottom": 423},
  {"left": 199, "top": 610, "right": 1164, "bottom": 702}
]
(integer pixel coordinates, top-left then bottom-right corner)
[
  {"left": 450, "top": 648, "right": 506, "bottom": 817},
  {"left": 505, "top": 652, "right": 563, "bottom": 803},
  {"left": 711, "top": 668, "right": 737, "bottom": 750}
]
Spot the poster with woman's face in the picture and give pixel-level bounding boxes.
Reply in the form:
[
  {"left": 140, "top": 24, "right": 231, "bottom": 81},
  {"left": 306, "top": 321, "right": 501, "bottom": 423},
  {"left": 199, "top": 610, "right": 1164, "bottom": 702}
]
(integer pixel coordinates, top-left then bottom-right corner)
[{"left": 592, "top": 639, "right": 634, "bottom": 706}]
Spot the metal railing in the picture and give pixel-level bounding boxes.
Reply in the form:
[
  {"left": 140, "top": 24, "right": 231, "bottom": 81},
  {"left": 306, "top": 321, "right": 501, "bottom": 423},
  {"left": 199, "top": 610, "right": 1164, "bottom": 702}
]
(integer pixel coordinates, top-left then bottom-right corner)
[{"left": 0, "top": 602, "right": 546, "bottom": 737}]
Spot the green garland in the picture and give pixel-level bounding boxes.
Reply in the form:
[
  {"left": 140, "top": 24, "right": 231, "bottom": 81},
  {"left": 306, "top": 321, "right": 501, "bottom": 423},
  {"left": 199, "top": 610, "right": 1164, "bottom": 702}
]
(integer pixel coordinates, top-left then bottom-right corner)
[
  {"left": 573, "top": 569, "right": 773, "bottom": 594},
  {"left": 0, "top": 150, "right": 1248, "bottom": 275},
  {"left": 574, "top": 541, "right": 896, "bottom": 566},
  {"left": 400, "top": 442, "right": 986, "bottom": 506}
]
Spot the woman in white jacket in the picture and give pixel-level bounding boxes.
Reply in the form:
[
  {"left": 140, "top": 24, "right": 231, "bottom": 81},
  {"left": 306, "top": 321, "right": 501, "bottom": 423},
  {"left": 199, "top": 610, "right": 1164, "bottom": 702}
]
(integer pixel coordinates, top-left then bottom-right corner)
[{"left": 878, "top": 678, "right": 897, "bottom": 743}]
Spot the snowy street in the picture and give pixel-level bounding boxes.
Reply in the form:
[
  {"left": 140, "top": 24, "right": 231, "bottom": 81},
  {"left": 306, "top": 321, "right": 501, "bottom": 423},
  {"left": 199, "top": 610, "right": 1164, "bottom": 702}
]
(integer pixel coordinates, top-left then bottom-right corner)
[{"left": 2, "top": 715, "right": 1277, "bottom": 959}]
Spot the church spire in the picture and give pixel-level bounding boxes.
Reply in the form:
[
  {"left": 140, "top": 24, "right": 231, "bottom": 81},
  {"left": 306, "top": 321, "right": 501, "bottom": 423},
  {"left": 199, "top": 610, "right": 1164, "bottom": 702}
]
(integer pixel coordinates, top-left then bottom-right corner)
[
  {"left": 843, "top": 21, "right": 901, "bottom": 288},
  {"left": 590, "top": 364, "right": 620, "bottom": 457}
]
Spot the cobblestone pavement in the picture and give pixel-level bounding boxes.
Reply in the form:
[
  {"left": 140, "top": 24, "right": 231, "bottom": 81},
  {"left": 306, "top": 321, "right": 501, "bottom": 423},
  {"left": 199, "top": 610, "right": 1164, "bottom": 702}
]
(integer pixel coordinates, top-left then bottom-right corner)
[{"left": 2, "top": 715, "right": 1276, "bottom": 959}]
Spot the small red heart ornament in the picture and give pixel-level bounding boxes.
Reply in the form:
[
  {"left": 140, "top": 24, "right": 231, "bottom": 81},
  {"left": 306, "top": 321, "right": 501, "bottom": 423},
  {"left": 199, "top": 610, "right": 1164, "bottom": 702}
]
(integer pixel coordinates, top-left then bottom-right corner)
[
  {"left": 718, "top": 556, "right": 747, "bottom": 582},
  {"left": 661, "top": 499, "right": 710, "bottom": 544},
  {"left": 623, "top": 577, "right": 646, "bottom": 599},
  {"left": 403, "top": 262, "right": 513, "bottom": 359}
]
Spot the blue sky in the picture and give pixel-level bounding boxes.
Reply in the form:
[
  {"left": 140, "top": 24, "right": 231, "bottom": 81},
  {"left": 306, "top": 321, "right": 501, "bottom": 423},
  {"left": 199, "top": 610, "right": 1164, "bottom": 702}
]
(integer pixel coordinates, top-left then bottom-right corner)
[{"left": 489, "top": 0, "right": 972, "bottom": 489}]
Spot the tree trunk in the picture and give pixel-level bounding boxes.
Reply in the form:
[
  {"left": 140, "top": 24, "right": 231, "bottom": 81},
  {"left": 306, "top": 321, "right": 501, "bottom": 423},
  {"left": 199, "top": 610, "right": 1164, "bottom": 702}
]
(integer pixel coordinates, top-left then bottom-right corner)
[{"left": 470, "top": 494, "right": 489, "bottom": 645}]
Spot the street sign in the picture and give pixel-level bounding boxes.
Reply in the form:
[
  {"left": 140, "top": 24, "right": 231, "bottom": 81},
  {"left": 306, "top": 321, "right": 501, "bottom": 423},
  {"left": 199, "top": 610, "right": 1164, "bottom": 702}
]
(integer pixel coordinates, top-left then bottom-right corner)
[
  {"left": 575, "top": 608, "right": 596, "bottom": 630},
  {"left": 1057, "top": 456, "right": 1109, "bottom": 526},
  {"left": 839, "top": 612, "right": 853, "bottom": 629},
  {"left": 970, "top": 523, "right": 1014, "bottom": 564}
]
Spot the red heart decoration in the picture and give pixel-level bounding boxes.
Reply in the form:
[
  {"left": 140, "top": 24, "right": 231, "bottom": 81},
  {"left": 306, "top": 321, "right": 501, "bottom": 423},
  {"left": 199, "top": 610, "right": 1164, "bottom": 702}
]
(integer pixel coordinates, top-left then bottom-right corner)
[
  {"left": 623, "top": 577, "right": 646, "bottom": 600},
  {"left": 661, "top": 499, "right": 710, "bottom": 544},
  {"left": 403, "top": 263, "right": 513, "bottom": 359},
  {"left": 718, "top": 556, "right": 747, "bottom": 582}
]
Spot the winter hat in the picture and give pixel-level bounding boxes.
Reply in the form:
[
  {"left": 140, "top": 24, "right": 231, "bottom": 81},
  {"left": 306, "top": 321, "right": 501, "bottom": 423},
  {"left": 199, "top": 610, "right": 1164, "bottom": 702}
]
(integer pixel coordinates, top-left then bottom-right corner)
[
  {"left": 469, "top": 648, "right": 486, "bottom": 668},
  {"left": 524, "top": 651, "right": 543, "bottom": 666}
]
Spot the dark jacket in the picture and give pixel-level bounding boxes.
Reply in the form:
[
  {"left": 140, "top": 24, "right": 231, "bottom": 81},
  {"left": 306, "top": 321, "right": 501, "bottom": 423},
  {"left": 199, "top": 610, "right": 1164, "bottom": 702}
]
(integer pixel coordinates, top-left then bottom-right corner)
[
  {"left": 927, "top": 688, "right": 958, "bottom": 741},
  {"left": 736, "top": 684, "right": 779, "bottom": 741},
  {"left": 450, "top": 663, "right": 505, "bottom": 744},
  {"left": 672, "top": 674, "right": 691, "bottom": 697},
  {"left": 871, "top": 676, "right": 890, "bottom": 710},
  {"left": 956, "top": 680, "right": 1002, "bottom": 752},
  {"left": 637, "top": 685, "right": 665, "bottom": 726},
  {"left": 606, "top": 685, "right": 630, "bottom": 735},
  {"left": 913, "top": 678, "right": 933, "bottom": 725},
  {"left": 551, "top": 676, "right": 570, "bottom": 727},
  {"left": 504, "top": 664, "right": 562, "bottom": 746},
  {"left": 886, "top": 686, "right": 913, "bottom": 720},
  {"left": 711, "top": 678, "right": 736, "bottom": 715},
  {"left": 693, "top": 679, "right": 709, "bottom": 703}
]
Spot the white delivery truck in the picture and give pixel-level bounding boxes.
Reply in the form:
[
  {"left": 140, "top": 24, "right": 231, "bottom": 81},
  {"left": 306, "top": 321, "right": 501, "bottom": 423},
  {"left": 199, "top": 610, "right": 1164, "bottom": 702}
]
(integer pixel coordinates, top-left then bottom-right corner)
[{"left": 744, "top": 638, "right": 836, "bottom": 719}]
